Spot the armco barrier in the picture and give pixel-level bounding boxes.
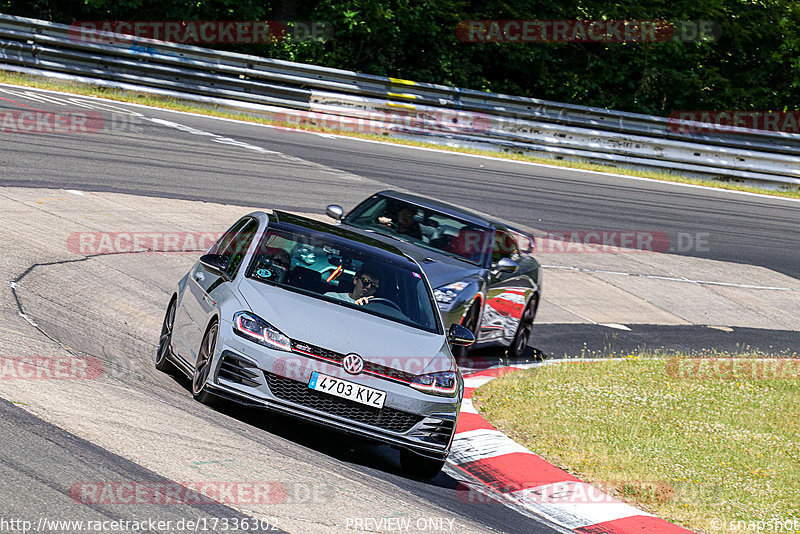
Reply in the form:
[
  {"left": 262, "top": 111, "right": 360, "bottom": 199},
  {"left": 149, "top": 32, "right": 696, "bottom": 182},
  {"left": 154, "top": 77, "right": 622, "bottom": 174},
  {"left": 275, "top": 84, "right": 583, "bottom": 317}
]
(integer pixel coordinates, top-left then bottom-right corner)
[{"left": 1, "top": 13, "right": 799, "bottom": 186}]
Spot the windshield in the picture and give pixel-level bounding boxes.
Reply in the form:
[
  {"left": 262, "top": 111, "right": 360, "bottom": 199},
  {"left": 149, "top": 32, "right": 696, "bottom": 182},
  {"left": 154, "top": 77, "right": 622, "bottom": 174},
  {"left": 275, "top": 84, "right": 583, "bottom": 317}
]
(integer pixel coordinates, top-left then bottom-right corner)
[
  {"left": 344, "top": 196, "right": 493, "bottom": 266},
  {"left": 246, "top": 227, "right": 442, "bottom": 334}
]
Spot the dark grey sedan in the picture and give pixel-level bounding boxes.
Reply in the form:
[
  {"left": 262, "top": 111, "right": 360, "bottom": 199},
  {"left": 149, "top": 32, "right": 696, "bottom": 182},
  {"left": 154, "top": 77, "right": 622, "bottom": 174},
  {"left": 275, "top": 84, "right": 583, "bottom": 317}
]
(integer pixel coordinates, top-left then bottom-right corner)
[{"left": 326, "top": 191, "right": 542, "bottom": 359}]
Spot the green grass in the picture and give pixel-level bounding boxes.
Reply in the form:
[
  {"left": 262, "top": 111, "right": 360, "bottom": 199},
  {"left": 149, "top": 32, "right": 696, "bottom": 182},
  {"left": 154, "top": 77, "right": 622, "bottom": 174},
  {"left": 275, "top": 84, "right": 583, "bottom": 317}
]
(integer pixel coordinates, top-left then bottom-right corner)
[
  {"left": 2, "top": 69, "right": 799, "bottom": 200},
  {"left": 473, "top": 353, "right": 800, "bottom": 533}
]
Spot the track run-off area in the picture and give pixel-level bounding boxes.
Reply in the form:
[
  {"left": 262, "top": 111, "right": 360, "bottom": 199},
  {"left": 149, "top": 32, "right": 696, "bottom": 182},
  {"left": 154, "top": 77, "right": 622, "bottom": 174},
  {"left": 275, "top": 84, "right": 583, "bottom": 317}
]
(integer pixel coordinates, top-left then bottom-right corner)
[{"left": 0, "top": 83, "right": 798, "bottom": 533}]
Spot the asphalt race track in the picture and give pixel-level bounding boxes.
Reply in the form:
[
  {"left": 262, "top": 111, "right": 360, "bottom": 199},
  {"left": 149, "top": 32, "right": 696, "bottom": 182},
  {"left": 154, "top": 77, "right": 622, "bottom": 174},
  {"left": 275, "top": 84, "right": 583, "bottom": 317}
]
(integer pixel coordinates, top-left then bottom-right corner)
[{"left": 0, "top": 84, "right": 798, "bottom": 533}]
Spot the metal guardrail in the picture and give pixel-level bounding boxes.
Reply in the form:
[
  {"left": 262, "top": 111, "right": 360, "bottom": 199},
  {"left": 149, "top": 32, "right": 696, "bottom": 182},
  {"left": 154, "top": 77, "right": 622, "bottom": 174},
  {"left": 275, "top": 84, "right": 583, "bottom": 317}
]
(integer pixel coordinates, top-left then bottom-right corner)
[{"left": 1, "top": 13, "right": 799, "bottom": 186}]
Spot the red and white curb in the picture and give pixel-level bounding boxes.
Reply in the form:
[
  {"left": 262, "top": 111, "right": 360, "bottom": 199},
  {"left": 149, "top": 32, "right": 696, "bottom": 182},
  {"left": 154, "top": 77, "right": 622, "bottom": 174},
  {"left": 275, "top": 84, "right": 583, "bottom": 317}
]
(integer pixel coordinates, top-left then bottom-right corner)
[{"left": 448, "top": 365, "right": 694, "bottom": 533}]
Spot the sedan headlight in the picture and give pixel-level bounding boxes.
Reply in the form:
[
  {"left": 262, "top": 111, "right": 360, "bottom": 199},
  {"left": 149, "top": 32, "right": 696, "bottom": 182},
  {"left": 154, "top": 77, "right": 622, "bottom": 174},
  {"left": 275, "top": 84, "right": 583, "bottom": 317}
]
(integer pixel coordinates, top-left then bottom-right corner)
[
  {"left": 433, "top": 281, "right": 470, "bottom": 310},
  {"left": 410, "top": 371, "right": 459, "bottom": 397},
  {"left": 233, "top": 311, "right": 291, "bottom": 352}
]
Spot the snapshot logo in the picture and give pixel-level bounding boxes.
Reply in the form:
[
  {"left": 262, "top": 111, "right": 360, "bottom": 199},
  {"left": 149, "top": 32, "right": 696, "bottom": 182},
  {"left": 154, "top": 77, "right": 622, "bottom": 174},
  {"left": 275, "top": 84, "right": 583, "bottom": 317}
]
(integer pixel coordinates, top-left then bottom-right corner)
[
  {"left": 69, "top": 21, "right": 333, "bottom": 44},
  {"left": 0, "top": 355, "right": 104, "bottom": 380},
  {"left": 666, "top": 358, "right": 800, "bottom": 381},
  {"left": 272, "top": 109, "right": 492, "bottom": 136},
  {"left": 668, "top": 111, "right": 800, "bottom": 135},
  {"left": 69, "top": 481, "right": 286, "bottom": 505},
  {"left": 456, "top": 20, "right": 720, "bottom": 43},
  {"left": 67, "top": 231, "right": 222, "bottom": 255}
]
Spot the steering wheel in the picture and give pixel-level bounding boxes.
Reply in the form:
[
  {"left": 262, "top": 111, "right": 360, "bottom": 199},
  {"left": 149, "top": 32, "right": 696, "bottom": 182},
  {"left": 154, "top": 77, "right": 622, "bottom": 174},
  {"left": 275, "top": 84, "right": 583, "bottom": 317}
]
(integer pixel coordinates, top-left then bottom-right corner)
[{"left": 366, "top": 297, "right": 402, "bottom": 313}]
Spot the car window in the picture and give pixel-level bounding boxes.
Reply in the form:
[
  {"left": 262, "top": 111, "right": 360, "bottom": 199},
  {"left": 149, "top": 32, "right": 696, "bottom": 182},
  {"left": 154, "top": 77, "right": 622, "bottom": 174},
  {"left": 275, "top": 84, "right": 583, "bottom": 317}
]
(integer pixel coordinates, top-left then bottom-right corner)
[
  {"left": 224, "top": 218, "right": 259, "bottom": 277},
  {"left": 209, "top": 217, "right": 260, "bottom": 277},
  {"left": 246, "top": 227, "right": 442, "bottom": 334},
  {"left": 345, "top": 195, "right": 492, "bottom": 266},
  {"left": 209, "top": 218, "right": 248, "bottom": 256},
  {"left": 493, "top": 229, "right": 519, "bottom": 263}
]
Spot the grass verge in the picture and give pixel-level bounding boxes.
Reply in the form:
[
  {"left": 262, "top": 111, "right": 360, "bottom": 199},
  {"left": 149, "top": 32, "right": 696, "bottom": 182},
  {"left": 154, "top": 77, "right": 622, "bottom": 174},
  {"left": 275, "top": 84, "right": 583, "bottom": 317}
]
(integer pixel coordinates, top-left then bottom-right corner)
[
  {"left": 1, "top": 69, "right": 799, "bottom": 200},
  {"left": 472, "top": 353, "right": 800, "bottom": 533}
]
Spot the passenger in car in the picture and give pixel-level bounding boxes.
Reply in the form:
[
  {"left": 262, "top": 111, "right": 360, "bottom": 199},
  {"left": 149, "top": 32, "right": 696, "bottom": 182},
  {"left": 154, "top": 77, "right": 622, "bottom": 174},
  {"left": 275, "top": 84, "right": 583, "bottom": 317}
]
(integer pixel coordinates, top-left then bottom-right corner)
[{"left": 324, "top": 263, "right": 383, "bottom": 305}]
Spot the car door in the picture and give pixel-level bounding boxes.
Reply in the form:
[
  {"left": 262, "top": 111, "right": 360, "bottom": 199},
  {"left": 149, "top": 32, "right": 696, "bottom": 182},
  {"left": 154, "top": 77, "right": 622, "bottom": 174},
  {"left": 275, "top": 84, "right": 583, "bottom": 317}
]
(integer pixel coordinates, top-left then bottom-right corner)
[
  {"left": 481, "top": 228, "right": 537, "bottom": 342},
  {"left": 176, "top": 217, "right": 259, "bottom": 365}
]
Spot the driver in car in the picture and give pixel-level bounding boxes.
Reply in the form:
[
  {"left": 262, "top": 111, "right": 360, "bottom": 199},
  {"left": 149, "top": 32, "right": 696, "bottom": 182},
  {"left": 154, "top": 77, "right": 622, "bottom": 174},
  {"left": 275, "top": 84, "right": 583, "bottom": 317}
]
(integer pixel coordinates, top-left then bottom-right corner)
[
  {"left": 378, "top": 205, "right": 422, "bottom": 240},
  {"left": 325, "top": 264, "right": 382, "bottom": 306}
]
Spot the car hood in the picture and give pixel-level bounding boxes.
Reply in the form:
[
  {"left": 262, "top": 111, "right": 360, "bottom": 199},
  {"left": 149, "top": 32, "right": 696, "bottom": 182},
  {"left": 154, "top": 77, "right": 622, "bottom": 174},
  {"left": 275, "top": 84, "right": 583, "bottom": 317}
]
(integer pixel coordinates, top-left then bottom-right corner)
[
  {"left": 237, "top": 278, "right": 450, "bottom": 372},
  {"left": 340, "top": 227, "right": 486, "bottom": 288}
]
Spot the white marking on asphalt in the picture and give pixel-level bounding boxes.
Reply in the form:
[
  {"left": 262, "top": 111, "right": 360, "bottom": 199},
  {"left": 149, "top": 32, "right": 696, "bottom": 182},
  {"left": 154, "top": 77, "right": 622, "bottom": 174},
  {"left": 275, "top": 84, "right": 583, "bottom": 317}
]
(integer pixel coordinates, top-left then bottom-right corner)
[
  {"left": 543, "top": 299, "right": 599, "bottom": 325},
  {"left": 450, "top": 429, "right": 532, "bottom": 464},
  {"left": 17, "top": 312, "right": 38, "bottom": 328},
  {"left": 460, "top": 397, "right": 478, "bottom": 414},
  {"left": 144, "top": 117, "right": 366, "bottom": 181},
  {"left": 707, "top": 325, "right": 734, "bottom": 332},
  {"left": 463, "top": 376, "right": 496, "bottom": 388},
  {"left": 65, "top": 190, "right": 85, "bottom": 196},
  {"left": 542, "top": 265, "right": 793, "bottom": 291},
  {"left": 600, "top": 323, "right": 631, "bottom": 331}
]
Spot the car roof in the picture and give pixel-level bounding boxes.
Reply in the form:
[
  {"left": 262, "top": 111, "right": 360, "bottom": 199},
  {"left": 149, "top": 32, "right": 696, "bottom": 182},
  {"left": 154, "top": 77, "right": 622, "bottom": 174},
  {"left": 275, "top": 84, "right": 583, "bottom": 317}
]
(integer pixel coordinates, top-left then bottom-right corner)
[{"left": 269, "top": 210, "right": 415, "bottom": 260}]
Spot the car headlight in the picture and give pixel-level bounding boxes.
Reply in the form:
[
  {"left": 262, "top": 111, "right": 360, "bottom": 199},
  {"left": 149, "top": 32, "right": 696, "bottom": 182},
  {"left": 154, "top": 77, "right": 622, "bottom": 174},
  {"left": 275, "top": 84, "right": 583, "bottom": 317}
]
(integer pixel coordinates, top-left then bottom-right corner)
[
  {"left": 232, "top": 311, "right": 291, "bottom": 352},
  {"left": 410, "top": 371, "right": 459, "bottom": 397},
  {"left": 433, "top": 281, "right": 470, "bottom": 310}
]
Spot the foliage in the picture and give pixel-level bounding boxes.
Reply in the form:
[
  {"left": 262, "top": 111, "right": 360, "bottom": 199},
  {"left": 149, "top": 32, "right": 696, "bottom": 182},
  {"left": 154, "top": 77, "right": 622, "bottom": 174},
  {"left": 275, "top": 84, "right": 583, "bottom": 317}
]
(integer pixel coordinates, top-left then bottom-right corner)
[{"left": 2, "top": 0, "right": 799, "bottom": 115}]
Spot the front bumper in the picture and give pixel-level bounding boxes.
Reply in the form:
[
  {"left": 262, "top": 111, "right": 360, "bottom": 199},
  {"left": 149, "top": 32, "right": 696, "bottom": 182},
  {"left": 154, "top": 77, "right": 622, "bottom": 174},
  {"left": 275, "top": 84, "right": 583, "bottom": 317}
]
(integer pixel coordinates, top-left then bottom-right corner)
[{"left": 206, "top": 321, "right": 461, "bottom": 460}]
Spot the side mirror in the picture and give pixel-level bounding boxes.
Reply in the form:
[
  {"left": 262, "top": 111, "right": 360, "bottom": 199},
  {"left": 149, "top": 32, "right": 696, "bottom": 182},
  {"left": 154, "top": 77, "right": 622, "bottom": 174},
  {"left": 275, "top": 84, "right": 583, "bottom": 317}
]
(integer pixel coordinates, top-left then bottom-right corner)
[
  {"left": 326, "top": 204, "right": 344, "bottom": 221},
  {"left": 448, "top": 323, "right": 475, "bottom": 347},
  {"left": 199, "top": 254, "right": 230, "bottom": 280},
  {"left": 493, "top": 257, "right": 518, "bottom": 274}
]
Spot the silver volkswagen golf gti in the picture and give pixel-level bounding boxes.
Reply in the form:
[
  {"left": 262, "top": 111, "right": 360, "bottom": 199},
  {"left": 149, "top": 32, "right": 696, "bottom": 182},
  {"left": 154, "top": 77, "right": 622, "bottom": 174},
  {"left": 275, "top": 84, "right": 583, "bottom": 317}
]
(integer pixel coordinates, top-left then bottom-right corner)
[{"left": 156, "top": 210, "right": 474, "bottom": 478}]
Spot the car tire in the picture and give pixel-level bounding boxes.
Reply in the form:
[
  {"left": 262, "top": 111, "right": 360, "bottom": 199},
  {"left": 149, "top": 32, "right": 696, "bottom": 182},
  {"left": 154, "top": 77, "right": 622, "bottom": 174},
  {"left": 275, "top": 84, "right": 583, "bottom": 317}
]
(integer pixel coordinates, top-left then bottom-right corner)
[
  {"left": 192, "top": 321, "right": 218, "bottom": 405},
  {"left": 452, "top": 302, "right": 479, "bottom": 359},
  {"left": 400, "top": 448, "right": 446, "bottom": 479},
  {"left": 155, "top": 296, "right": 177, "bottom": 373},
  {"left": 508, "top": 293, "right": 538, "bottom": 359}
]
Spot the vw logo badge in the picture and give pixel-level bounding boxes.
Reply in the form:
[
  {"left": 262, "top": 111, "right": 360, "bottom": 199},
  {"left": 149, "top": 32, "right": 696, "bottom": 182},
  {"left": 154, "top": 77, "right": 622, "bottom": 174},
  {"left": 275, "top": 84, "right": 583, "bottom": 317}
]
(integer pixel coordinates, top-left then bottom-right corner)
[{"left": 342, "top": 353, "right": 364, "bottom": 375}]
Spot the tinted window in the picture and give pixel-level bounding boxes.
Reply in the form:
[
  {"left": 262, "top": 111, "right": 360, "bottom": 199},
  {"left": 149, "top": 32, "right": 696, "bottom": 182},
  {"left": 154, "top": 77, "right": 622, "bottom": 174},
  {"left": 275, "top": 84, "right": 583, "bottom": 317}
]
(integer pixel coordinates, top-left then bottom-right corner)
[
  {"left": 246, "top": 227, "right": 441, "bottom": 333},
  {"left": 210, "top": 217, "right": 259, "bottom": 277},
  {"left": 345, "top": 196, "right": 492, "bottom": 266}
]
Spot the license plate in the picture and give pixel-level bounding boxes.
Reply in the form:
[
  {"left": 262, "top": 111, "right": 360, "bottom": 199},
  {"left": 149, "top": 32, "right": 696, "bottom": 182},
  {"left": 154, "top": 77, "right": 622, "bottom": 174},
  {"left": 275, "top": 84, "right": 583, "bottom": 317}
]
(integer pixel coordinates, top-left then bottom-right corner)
[{"left": 308, "top": 372, "right": 386, "bottom": 409}]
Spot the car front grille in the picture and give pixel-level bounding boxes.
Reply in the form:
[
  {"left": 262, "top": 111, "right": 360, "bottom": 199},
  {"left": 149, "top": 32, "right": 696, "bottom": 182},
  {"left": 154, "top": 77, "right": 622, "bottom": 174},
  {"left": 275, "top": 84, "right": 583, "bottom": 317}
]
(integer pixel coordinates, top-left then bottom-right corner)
[
  {"left": 264, "top": 372, "right": 423, "bottom": 434},
  {"left": 290, "top": 340, "right": 416, "bottom": 384}
]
